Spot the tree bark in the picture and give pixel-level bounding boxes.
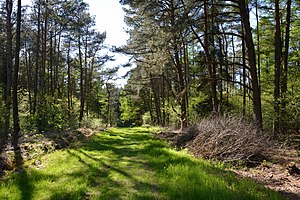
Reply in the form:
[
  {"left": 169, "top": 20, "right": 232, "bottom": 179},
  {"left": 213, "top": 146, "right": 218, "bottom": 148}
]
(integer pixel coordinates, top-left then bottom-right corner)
[
  {"left": 78, "top": 33, "right": 84, "bottom": 125},
  {"left": 256, "top": 0, "right": 261, "bottom": 88},
  {"left": 12, "top": 0, "right": 22, "bottom": 167},
  {"left": 274, "top": 0, "right": 282, "bottom": 135},
  {"left": 25, "top": 37, "right": 33, "bottom": 115},
  {"left": 281, "top": 0, "right": 291, "bottom": 132},
  {"left": 41, "top": 0, "right": 48, "bottom": 97},
  {"left": 204, "top": 0, "right": 218, "bottom": 113},
  {"left": 84, "top": 33, "right": 88, "bottom": 117},
  {"left": 238, "top": 0, "right": 263, "bottom": 131},
  {"left": 170, "top": 0, "right": 187, "bottom": 130},
  {"left": 2, "top": 0, "right": 13, "bottom": 153},
  {"left": 33, "top": 1, "right": 41, "bottom": 115},
  {"left": 67, "top": 39, "right": 71, "bottom": 118},
  {"left": 242, "top": 23, "right": 247, "bottom": 116}
]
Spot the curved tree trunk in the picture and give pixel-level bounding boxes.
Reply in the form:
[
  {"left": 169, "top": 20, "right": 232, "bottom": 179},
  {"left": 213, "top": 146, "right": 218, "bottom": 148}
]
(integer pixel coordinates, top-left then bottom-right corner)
[{"left": 238, "top": 0, "right": 263, "bottom": 131}]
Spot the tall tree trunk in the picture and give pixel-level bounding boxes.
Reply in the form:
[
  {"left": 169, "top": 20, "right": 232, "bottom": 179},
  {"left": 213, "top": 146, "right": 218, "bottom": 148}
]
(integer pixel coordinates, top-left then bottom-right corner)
[
  {"left": 256, "top": 0, "right": 261, "bottom": 88},
  {"left": 50, "top": 31, "right": 54, "bottom": 96},
  {"left": 84, "top": 34, "right": 88, "bottom": 117},
  {"left": 242, "top": 23, "right": 247, "bottom": 116},
  {"left": 281, "top": 0, "right": 291, "bottom": 133},
  {"left": 105, "top": 82, "right": 111, "bottom": 127},
  {"left": 218, "top": 36, "right": 223, "bottom": 112},
  {"left": 67, "top": 39, "right": 71, "bottom": 118},
  {"left": 150, "top": 74, "right": 161, "bottom": 125},
  {"left": 211, "top": 0, "right": 218, "bottom": 113},
  {"left": 41, "top": 0, "right": 48, "bottom": 97},
  {"left": 274, "top": 0, "right": 282, "bottom": 135},
  {"left": 78, "top": 34, "right": 84, "bottom": 125},
  {"left": 25, "top": 36, "right": 33, "bottom": 115},
  {"left": 33, "top": 1, "right": 41, "bottom": 115},
  {"left": 12, "top": 0, "right": 22, "bottom": 167},
  {"left": 56, "top": 31, "right": 61, "bottom": 95},
  {"left": 162, "top": 74, "right": 166, "bottom": 126},
  {"left": 2, "top": 0, "right": 13, "bottom": 153},
  {"left": 238, "top": 0, "right": 263, "bottom": 131},
  {"left": 183, "top": 41, "right": 189, "bottom": 123},
  {"left": 170, "top": 0, "right": 187, "bottom": 130},
  {"left": 231, "top": 34, "right": 236, "bottom": 94},
  {"left": 204, "top": 0, "right": 218, "bottom": 113},
  {"left": 86, "top": 58, "right": 95, "bottom": 118}
]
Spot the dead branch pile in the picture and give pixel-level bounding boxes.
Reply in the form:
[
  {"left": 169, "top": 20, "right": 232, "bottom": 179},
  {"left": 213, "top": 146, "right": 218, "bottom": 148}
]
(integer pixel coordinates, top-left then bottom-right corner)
[{"left": 186, "top": 115, "right": 271, "bottom": 165}]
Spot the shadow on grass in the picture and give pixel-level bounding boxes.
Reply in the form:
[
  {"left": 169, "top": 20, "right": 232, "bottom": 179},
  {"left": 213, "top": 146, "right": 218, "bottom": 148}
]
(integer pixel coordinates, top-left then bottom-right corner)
[
  {"left": 66, "top": 147, "right": 161, "bottom": 199},
  {"left": 15, "top": 169, "right": 34, "bottom": 200},
  {"left": 13, "top": 132, "right": 32, "bottom": 200},
  {"left": 80, "top": 128, "right": 284, "bottom": 200},
  {"left": 0, "top": 128, "right": 285, "bottom": 200}
]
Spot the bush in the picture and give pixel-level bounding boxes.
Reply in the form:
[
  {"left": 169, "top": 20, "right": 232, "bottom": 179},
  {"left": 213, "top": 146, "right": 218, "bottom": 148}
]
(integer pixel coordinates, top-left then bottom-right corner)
[
  {"left": 81, "top": 117, "right": 103, "bottom": 129},
  {"left": 185, "top": 115, "right": 271, "bottom": 165},
  {"left": 142, "top": 112, "right": 152, "bottom": 126}
]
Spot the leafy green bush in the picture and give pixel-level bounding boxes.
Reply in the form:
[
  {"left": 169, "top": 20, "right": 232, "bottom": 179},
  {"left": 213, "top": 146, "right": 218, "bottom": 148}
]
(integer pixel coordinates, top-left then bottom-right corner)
[
  {"left": 120, "top": 94, "right": 143, "bottom": 127},
  {"left": 23, "top": 95, "right": 79, "bottom": 132}
]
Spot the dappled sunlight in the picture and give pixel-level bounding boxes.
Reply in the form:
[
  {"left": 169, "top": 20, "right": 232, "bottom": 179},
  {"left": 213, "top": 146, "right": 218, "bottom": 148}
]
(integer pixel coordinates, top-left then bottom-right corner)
[{"left": 0, "top": 128, "right": 284, "bottom": 200}]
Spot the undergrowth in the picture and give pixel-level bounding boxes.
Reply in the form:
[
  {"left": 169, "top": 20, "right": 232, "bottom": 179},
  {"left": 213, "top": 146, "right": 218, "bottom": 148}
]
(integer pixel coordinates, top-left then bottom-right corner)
[{"left": 0, "top": 127, "right": 285, "bottom": 200}]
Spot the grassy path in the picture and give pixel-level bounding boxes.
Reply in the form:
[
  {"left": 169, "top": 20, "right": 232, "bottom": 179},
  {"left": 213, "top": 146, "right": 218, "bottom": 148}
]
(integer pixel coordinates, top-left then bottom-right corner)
[{"left": 0, "top": 127, "right": 284, "bottom": 200}]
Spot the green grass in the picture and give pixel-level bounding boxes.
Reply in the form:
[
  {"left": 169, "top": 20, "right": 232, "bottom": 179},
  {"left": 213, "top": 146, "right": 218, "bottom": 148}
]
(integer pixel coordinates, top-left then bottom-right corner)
[{"left": 0, "top": 127, "right": 285, "bottom": 200}]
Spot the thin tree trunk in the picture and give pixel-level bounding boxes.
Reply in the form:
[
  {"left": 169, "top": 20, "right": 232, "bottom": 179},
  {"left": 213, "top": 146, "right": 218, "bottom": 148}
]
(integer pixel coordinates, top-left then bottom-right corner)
[
  {"left": 162, "top": 74, "right": 166, "bottom": 126},
  {"left": 150, "top": 74, "right": 161, "bottom": 125},
  {"left": 2, "top": 0, "right": 13, "bottom": 152},
  {"left": 12, "top": 0, "right": 22, "bottom": 167},
  {"left": 281, "top": 0, "right": 291, "bottom": 132},
  {"left": 105, "top": 82, "right": 110, "bottom": 127},
  {"left": 86, "top": 58, "right": 95, "bottom": 118},
  {"left": 274, "top": 0, "right": 282, "bottom": 135},
  {"left": 78, "top": 33, "right": 84, "bottom": 125},
  {"left": 211, "top": 0, "right": 218, "bottom": 113},
  {"left": 231, "top": 34, "right": 236, "bottom": 94},
  {"left": 56, "top": 31, "right": 61, "bottom": 96},
  {"left": 33, "top": 1, "right": 41, "bottom": 114},
  {"left": 67, "top": 39, "right": 71, "bottom": 118},
  {"left": 84, "top": 34, "right": 88, "bottom": 117},
  {"left": 238, "top": 0, "right": 263, "bottom": 131},
  {"left": 170, "top": 0, "right": 187, "bottom": 130},
  {"left": 183, "top": 39, "right": 189, "bottom": 121},
  {"left": 218, "top": 36, "right": 223, "bottom": 111},
  {"left": 204, "top": 0, "right": 218, "bottom": 113},
  {"left": 41, "top": 0, "right": 48, "bottom": 98},
  {"left": 25, "top": 37, "right": 33, "bottom": 115},
  {"left": 242, "top": 23, "right": 247, "bottom": 116},
  {"left": 256, "top": 0, "right": 261, "bottom": 88},
  {"left": 50, "top": 31, "right": 54, "bottom": 96}
]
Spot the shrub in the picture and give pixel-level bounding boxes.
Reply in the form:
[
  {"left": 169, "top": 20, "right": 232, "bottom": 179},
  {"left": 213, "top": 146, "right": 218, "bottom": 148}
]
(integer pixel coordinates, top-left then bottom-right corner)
[
  {"left": 81, "top": 117, "right": 103, "bottom": 129},
  {"left": 186, "top": 115, "right": 271, "bottom": 165}
]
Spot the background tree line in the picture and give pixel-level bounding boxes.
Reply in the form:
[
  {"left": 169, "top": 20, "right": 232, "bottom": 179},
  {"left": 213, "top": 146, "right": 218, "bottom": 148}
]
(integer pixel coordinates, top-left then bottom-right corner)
[
  {"left": 0, "top": 0, "right": 126, "bottom": 160},
  {"left": 1, "top": 0, "right": 300, "bottom": 161},
  {"left": 118, "top": 0, "right": 300, "bottom": 137}
]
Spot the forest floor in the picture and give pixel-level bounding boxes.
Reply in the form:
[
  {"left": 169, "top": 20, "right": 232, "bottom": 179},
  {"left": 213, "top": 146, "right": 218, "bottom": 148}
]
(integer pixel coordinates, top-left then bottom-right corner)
[
  {"left": 233, "top": 148, "right": 300, "bottom": 200},
  {"left": 0, "top": 127, "right": 285, "bottom": 200},
  {"left": 156, "top": 131, "right": 300, "bottom": 200}
]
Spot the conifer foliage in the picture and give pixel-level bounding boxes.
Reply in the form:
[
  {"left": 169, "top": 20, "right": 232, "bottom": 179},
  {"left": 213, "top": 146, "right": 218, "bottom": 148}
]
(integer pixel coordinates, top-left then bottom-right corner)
[
  {"left": 119, "top": 0, "right": 300, "bottom": 135},
  {"left": 0, "top": 0, "right": 112, "bottom": 156}
]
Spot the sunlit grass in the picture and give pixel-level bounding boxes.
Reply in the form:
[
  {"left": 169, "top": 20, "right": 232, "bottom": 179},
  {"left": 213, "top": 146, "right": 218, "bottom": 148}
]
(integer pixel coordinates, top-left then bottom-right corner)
[{"left": 0, "top": 127, "right": 285, "bottom": 200}]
